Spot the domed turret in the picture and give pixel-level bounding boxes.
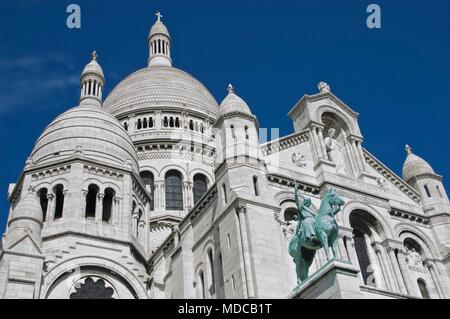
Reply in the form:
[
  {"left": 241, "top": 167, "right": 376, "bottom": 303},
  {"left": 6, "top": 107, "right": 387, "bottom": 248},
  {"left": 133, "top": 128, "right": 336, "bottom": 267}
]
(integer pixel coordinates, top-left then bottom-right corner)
[
  {"left": 220, "top": 84, "right": 252, "bottom": 116},
  {"left": 30, "top": 52, "right": 139, "bottom": 172},
  {"left": 148, "top": 11, "right": 172, "bottom": 67},
  {"left": 80, "top": 51, "right": 105, "bottom": 107},
  {"left": 7, "top": 190, "right": 43, "bottom": 247},
  {"left": 402, "top": 144, "right": 435, "bottom": 183}
]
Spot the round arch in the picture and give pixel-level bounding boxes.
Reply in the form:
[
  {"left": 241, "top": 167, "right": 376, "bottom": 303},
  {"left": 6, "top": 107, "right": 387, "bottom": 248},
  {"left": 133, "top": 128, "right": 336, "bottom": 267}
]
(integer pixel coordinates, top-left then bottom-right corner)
[
  {"left": 41, "top": 256, "right": 148, "bottom": 299},
  {"left": 395, "top": 223, "right": 440, "bottom": 259}
]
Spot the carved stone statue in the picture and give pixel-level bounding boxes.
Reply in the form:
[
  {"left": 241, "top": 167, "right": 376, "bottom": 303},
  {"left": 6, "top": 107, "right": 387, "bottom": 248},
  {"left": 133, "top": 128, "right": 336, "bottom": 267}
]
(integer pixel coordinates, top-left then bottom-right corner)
[
  {"left": 405, "top": 247, "right": 423, "bottom": 268},
  {"left": 324, "top": 128, "right": 346, "bottom": 175},
  {"left": 289, "top": 182, "right": 345, "bottom": 287}
]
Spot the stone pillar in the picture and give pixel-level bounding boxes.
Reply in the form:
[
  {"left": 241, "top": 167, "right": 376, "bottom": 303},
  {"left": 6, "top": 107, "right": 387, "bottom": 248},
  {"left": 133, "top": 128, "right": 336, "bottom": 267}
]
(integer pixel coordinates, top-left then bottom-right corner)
[
  {"left": 131, "top": 212, "right": 139, "bottom": 238},
  {"left": 128, "top": 114, "right": 135, "bottom": 134},
  {"left": 96, "top": 193, "right": 104, "bottom": 222},
  {"left": 425, "top": 261, "right": 445, "bottom": 299},
  {"left": 337, "top": 234, "right": 349, "bottom": 262},
  {"left": 155, "top": 111, "right": 162, "bottom": 130},
  {"left": 310, "top": 124, "right": 326, "bottom": 161},
  {"left": 344, "top": 139, "right": 359, "bottom": 177},
  {"left": 376, "top": 245, "right": 398, "bottom": 293},
  {"left": 345, "top": 235, "right": 364, "bottom": 284},
  {"left": 356, "top": 140, "right": 368, "bottom": 171},
  {"left": 45, "top": 193, "right": 54, "bottom": 222},
  {"left": 47, "top": 193, "right": 56, "bottom": 221},
  {"left": 397, "top": 250, "right": 417, "bottom": 296},
  {"left": 236, "top": 205, "right": 255, "bottom": 298},
  {"left": 387, "top": 247, "right": 408, "bottom": 295},
  {"left": 113, "top": 197, "right": 120, "bottom": 224}
]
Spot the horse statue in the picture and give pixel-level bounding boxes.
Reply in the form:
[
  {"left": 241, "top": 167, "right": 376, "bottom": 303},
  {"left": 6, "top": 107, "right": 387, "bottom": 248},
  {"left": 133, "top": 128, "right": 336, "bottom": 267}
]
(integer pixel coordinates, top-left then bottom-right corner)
[{"left": 288, "top": 182, "right": 345, "bottom": 286}]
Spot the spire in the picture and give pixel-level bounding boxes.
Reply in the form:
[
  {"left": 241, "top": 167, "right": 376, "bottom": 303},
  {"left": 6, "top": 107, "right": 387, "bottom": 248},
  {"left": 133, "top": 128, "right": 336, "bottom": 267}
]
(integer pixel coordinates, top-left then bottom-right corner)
[
  {"left": 227, "top": 83, "right": 235, "bottom": 94},
  {"left": 405, "top": 144, "right": 412, "bottom": 155},
  {"left": 80, "top": 51, "right": 105, "bottom": 107},
  {"left": 148, "top": 11, "right": 172, "bottom": 67}
]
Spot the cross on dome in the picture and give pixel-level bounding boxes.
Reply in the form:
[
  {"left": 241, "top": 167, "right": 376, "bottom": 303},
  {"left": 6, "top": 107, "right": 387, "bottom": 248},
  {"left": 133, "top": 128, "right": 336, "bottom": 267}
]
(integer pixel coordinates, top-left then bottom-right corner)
[
  {"left": 155, "top": 11, "right": 163, "bottom": 22},
  {"left": 405, "top": 144, "right": 412, "bottom": 155},
  {"left": 227, "top": 84, "right": 235, "bottom": 94},
  {"left": 91, "top": 51, "right": 98, "bottom": 61}
]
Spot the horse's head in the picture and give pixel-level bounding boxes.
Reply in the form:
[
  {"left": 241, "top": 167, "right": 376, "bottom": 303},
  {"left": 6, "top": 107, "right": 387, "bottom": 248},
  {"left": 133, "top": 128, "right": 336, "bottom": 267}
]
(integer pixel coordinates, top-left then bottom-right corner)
[{"left": 327, "top": 188, "right": 345, "bottom": 208}]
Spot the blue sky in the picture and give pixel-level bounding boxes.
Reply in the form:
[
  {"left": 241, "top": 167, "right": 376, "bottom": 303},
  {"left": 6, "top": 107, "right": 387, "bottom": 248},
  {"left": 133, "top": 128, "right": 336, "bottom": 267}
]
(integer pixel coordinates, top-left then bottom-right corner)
[{"left": 0, "top": 0, "right": 449, "bottom": 230}]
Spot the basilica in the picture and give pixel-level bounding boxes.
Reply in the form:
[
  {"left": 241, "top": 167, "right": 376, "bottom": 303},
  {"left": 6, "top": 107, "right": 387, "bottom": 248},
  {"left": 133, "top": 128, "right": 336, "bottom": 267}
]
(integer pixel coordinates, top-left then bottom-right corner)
[{"left": 0, "top": 13, "right": 449, "bottom": 299}]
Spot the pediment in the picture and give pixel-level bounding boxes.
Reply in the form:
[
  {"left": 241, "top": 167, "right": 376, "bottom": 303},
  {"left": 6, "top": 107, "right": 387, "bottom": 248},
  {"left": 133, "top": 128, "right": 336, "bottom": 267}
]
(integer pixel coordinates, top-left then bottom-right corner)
[{"left": 7, "top": 233, "right": 42, "bottom": 256}]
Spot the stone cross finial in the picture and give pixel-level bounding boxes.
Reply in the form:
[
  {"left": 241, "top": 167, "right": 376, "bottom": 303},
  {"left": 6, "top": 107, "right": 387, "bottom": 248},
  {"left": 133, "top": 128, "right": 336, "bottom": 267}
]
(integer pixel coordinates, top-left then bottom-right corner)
[
  {"left": 227, "top": 83, "right": 235, "bottom": 94},
  {"left": 318, "top": 81, "right": 331, "bottom": 93},
  {"left": 405, "top": 144, "right": 412, "bottom": 155},
  {"left": 156, "top": 11, "right": 163, "bottom": 22},
  {"left": 91, "top": 51, "right": 98, "bottom": 61}
]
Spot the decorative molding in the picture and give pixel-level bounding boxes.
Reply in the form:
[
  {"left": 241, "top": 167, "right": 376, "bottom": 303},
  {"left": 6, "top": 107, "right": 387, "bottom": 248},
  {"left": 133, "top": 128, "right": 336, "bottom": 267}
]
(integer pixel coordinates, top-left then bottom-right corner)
[
  {"left": 363, "top": 149, "right": 421, "bottom": 204},
  {"left": 267, "top": 174, "right": 320, "bottom": 196},
  {"left": 389, "top": 207, "right": 429, "bottom": 225},
  {"left": 261, "top": 131, "right": 309, "bottom": 156},
  {"left": 31, "top": 165, "right": 71, "bottom": 180},
  {"left": 83, "top": 164, "right": 124, "bottom": 181}
]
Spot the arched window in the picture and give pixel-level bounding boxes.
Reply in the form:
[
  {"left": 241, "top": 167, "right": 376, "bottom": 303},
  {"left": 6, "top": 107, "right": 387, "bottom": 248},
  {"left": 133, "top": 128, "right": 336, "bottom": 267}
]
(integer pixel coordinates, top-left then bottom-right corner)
[
  {"left": 436, "top": 185, "right": 443, "bottom": 198},
  {"left": 165, "top": 170, "right": 183, "bottom": 210},
  {"left": 163, "top": 117, "right": 169, "bottom": 127},
  {"left": 102, "top": 188, "right": 115, "bottom": 222},
  {"left": 198, "top": 270, "right": 206, "bottom": 299},
  {"left": 169, "top": 117, "right": 174, "bottom": 127},
  {"left": 149, "top": 117, "right": 154, "bottom": 128},
  {"left": 206, "top": 248, "right": 216, "bottom": 295},
  {"left": 222, "top": 184, "right": 227, "bottom": 204},
  {"left": 123, "top": 122, "right": 128, "bottom": 131},
  {"left": 137, "top": 119, "right": 142, "bottom": 130},
  {"left": 283, "top": 207, "right": 297, "bottom": 223},
  {"left": 189, "top": 120, "right": 194, "bottom": 131},
  {"left": 417, "top": 279, "right": 430, "bottom": 299},
  {"left": 253, "top": 176, "right": 259, "bottom": 196},
  {"left": 245, "top": 126, "right": 249, "bottom": 140},
  {"left": 85, "top": 184, "right": 99, "bottom": 218},
  {"left": 193, "top": 174, "right": 208, "bottom": 205},
  {"left": 140, "top": 171, "right": 155, "bottom": 211},
  {"left": 37, "top": 188, "right": 48, "bottom": 222},
  {"left": 230, "top": 125, "right": 235, "bottom": 139},
  {"left": 53, "top": 184, "right": 64, "bottom": 219},
  {"left": 424, "top": 185, "right": 431, "bottom": 197},
  {"left": 175, "top": 117, "right": 180, "bottom": 128},
  {"left": 143, "top": 118, "right": 148, "bottom": 129}
]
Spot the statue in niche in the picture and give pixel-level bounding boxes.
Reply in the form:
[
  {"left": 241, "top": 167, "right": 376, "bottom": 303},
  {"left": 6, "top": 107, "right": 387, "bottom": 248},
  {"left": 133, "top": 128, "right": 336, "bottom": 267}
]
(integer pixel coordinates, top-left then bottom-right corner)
[
  {"left": 324, "top": 128, "right": 346, "bottom": 175},
  {"left": 405, "top": 247, "right": 423, "bottom": 268}
]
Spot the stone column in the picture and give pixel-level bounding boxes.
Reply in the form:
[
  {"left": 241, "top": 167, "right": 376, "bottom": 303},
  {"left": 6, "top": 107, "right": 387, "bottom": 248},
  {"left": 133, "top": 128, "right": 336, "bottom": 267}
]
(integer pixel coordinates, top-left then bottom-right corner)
[
  {"left": 113, "top": 197, "right": 120, "bottom": 224},
  {"left": 236, "top": 205, "right": 255, "bottom": 298},
  {"left": 397, "top": 250, "right": 417, "bottom": 296},
  {"left": 45, "top": 193, "right": 54, "bottom": 222},
  {"left": 317, "top": 126, "right": 328, "bottom": 159},
  {"left": 131, "top": 212, "right": 139, "bottom": 238},
  {"left": 345, "top": 235, "right": 364, "bottom": 284},
  {"left": 344, "top": 139, "right": 359, "bottom": 176},
  {"left": 356, "top": 140, "right": 368, "bottom": 171},
  {"left": 310, "top": 124, "right": 326, "bottom": 161},
  {"left": 337, "top": 234, "right": 349, "bottom": 262},
  {"left": 96, "top": 193, "right": 104, "bottom": 222},
  {"left": 387, "top": 247, "right": 408, "bottom": 295},
  {"left": 47, "top": 193, "right": 56, "bottom": 221},
  {"left": 425, "top": 261, "right": 445, "bottom": 299}
]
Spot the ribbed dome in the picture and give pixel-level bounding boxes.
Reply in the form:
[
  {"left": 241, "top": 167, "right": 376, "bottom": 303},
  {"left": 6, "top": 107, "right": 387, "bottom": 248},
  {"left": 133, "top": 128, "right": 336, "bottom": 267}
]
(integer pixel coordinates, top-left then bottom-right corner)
[
  {"left": 220, "top": 85, "right": 252, "bottom": 115},
  {"left": 103, "top": 67, "right": 219, "bottom": 117},
  {"left": 30, "top": 105, "right": 139, "bottom": 171},
  {"left": 402, "top": 145, "right": 435, "bottom": 182},
  {"left": 149, "top": 21, "right": 170, "bottom": 39},
  {"left": 81, "top": 58, "right": 104, "bottom": 79}
]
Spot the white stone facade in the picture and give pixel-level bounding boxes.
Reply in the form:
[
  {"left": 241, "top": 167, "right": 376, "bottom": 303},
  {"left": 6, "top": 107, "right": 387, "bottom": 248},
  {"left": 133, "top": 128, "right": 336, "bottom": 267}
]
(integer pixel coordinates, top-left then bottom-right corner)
[{"left": 1, "top": 14, "right": 449, "bottom": 299}]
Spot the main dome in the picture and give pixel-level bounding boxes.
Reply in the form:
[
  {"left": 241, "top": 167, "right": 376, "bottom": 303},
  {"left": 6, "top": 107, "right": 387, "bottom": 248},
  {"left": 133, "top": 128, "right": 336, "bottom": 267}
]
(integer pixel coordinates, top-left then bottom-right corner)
[
  {"left": 30, "top": 105, "right": 139, "bottom": 171},
  {"left": 103, "top": 66, "right": 219, "bottom": 118}
]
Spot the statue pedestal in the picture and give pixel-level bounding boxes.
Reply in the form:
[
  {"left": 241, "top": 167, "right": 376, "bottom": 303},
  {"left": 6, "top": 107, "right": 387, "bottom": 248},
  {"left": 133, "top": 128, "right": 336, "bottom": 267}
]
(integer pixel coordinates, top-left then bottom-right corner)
[{"left": 289, "top": 259, "right": 364, "bottom": 299}]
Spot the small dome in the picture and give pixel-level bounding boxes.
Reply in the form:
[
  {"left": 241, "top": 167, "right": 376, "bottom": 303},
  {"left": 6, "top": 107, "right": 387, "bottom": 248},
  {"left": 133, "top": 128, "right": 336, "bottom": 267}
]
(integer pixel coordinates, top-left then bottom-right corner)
[
  {"left": 220, "top": 84, "right": 252, "bottom": 115},
  {"left": 81, "top": 52, "right": 104, "bottom": 79},
  {"left": 149, "top": 21, "right": 170, "bottom": 39},
  {"left": 402, "top": 145, "right": 435, "bottom": 182},
  {"left": 30, "top": 105, "right": 139, "bottom": 171}
]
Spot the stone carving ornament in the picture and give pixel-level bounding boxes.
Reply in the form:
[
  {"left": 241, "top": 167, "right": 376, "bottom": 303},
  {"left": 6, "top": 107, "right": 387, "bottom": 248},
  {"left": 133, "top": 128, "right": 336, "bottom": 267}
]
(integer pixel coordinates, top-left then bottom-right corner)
[
  {"left": 405, "top": 247, "right": 423, "bottom": 268},
  {"left": 291, "top": 152, "right": 307, "bottom": 168}
]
